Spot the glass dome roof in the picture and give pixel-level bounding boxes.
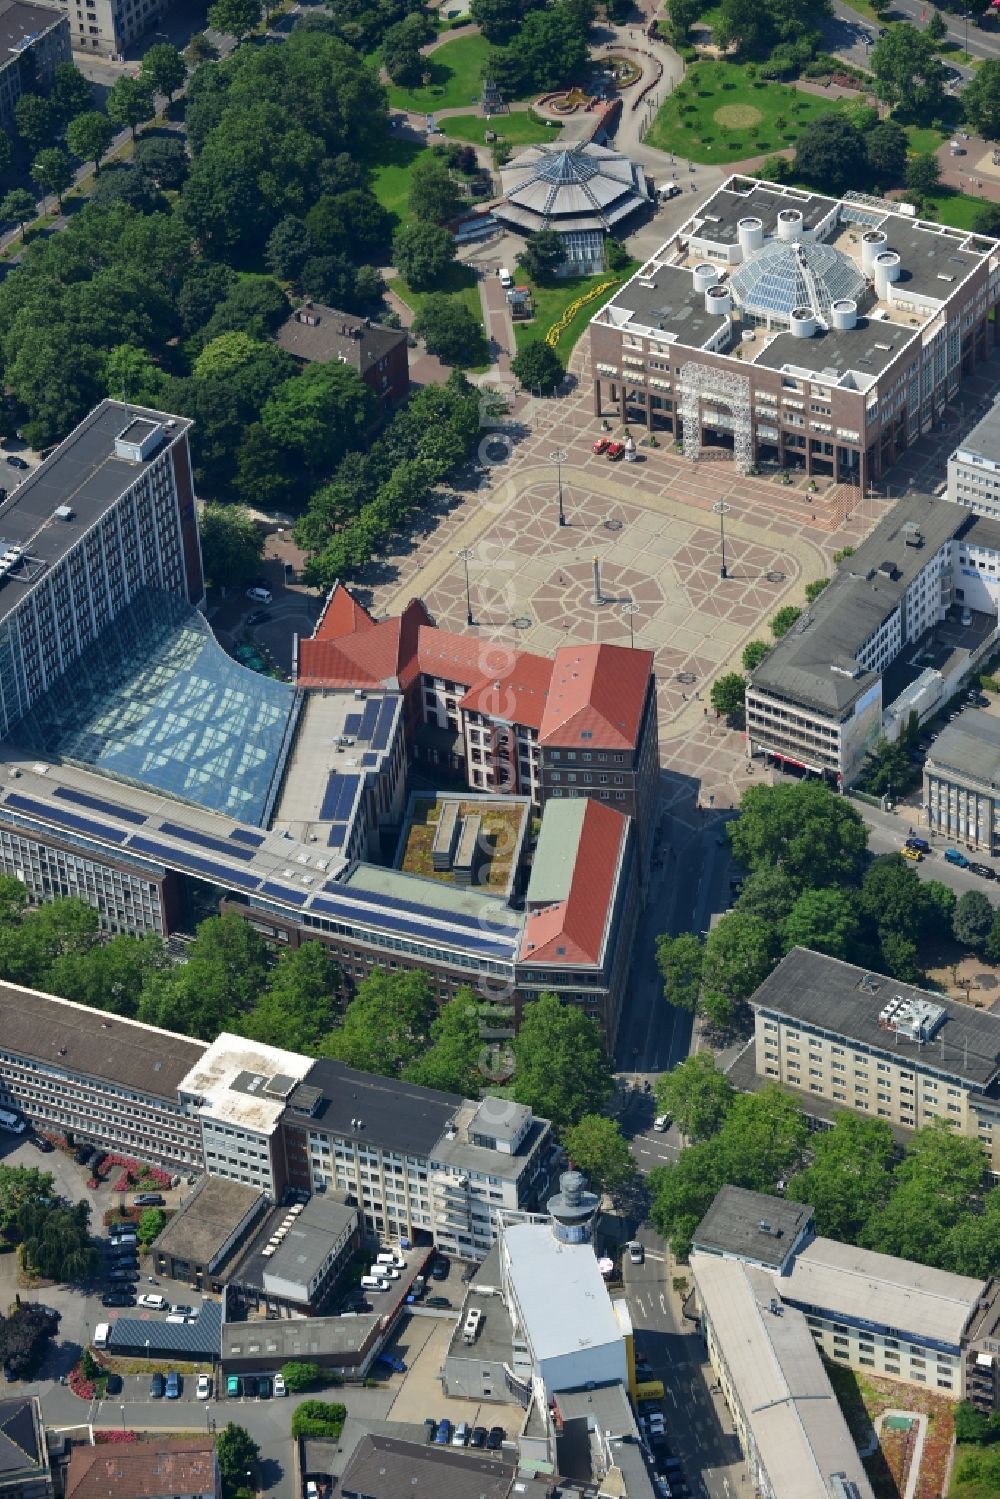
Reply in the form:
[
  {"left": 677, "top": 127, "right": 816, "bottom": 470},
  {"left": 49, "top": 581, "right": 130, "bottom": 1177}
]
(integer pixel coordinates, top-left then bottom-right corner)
[{"left": 730, "top": 238, "right": 868, "bottom": 322}]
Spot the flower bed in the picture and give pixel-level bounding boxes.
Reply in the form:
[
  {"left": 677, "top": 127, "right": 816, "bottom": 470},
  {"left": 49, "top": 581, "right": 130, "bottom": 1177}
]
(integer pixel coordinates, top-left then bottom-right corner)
[
  {"left": 68, "top": 1366, "right": 97, "bottom": 1400},
  {"left": 97, "top": 1154, "right": 172, "bottom": 1192},
  {"left": 95, "top": 1430, "right": 137, "bottom": 1444}
]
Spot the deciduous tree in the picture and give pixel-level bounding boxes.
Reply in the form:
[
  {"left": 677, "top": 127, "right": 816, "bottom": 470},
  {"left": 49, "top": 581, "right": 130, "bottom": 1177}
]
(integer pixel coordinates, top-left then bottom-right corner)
[
  {"left": 66, "top": 112, "right": 115, "bottom": 174},
  {"left": 871, "top": 23, "right": 945, "bottom": 114},
  {"left": 403, "top": 988, "right": 486, "bottom": 1096},
  {"left": 512, "top": 992, "right": 612, "bottom": 1132},
  {"left": 963, "top": 58, "right": 1000, "bottom": 139},
  {"left": 412, "top": 295, "right": 486, "bottom": 368},
  {"left": 786, "top": 1113, "right": 895, "bottom": 1241},
  {"left": 563, "top": 1115, "right": 636, "bottom": 1196},
  {"left": 654, "top": 1053, "right": 733, "bottom": 1142},
  {"left": 140, "top": 42, "right": 187, "bottom": 101},
  {"left": 655, "top": 932, "right": 703, "bottom": 1013},
  {"left": 729, "top": 781, "right": 869, "bottom": 889},
  {"left": 198, "top": 503, "right": 263, "bottom": 591},
  {"left": 953, "top": 889, "right": 995, "bottom": 950},
  {"left": 516, "top": 228, "right": 565, "bottom": 284},
  {"left": 30, "top": 147, "right": 72, "bottom": 207},
  {"left": 392, "top": 220, "right": 456, "bottom": 289},
  {"left": 709, "top": 671, "right": 746, "bottom": 724},
  {"left": 510, "top": 340, "right": 564, "bottom": 393},
  {"left": 408, "top": 153, "right": 460, "bottom": 224},
  {"left": 206, "top": 0, "right": 261, "bottom": 42},
  {"left": 324, "top": 969, "right": 437, "bottom": 1078},
  {"left": 106, "top": 76, "right": 155, "bottom": 140}
]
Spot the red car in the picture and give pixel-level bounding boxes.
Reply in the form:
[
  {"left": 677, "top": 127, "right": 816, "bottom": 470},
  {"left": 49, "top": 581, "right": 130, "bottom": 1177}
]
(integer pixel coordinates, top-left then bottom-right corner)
[
  {"left": 592, "top": 437, "right": 610, "bottom": 454},
  {"left": 606, "top": 442, "right": 625, "bottom": 461}
]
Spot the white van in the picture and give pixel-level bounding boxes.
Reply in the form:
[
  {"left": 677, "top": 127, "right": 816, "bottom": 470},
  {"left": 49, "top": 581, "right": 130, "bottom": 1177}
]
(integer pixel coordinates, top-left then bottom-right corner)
[
  {"left": 246, "top": 586, "right": 272, "bottom": 603},
  {"left": 0, "top": 1109, "right": 25, "bottom": 1133},
  {"left": 498, "top": 268, "right": 512, "bottom": 289},
  {"left": 371, "top": 1265, "right": 400, "bottom": 1279},
  {"left": 462, "top": 1308, "right": 483, "bottom": 1344},
  {"left": 93, "top": 1323, "right": 110, "bottom": 1349},
  {"left": 375, "top": 1251, "right": 397, "bottom": 1268},
  {"left": 361, "top": 1275, "right": 389, "bottom": 1292}
]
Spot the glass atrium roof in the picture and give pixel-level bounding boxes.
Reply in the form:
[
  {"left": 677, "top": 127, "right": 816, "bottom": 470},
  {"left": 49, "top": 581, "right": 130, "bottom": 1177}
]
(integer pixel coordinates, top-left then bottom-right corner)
[
  {"left": 730, "top": 238, "right": 869, "bottom": 322},
  {"left": 16, "top": 589, "right": 298, "bottom": 824}
]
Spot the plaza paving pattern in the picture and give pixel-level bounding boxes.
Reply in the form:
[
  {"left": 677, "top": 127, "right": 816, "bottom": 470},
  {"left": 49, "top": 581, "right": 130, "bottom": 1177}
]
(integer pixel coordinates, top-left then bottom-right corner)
[{"left": 365, "top": 338, "right": 1000, "bottom": 825}]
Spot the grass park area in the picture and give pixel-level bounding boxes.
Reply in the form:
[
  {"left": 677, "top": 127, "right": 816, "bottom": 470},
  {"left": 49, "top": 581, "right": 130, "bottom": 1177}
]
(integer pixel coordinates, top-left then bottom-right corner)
[
  {"left": 646, "top": 60, "right": 851, "bottom": 164},
  {"left": 391, "top": 261, "right": 490, "bottom": 372},
  {"left": 920, "top": 188, "right": 987, "bottom": 231},
  {"left": 387, "top": 33, "right": 498, "bottom": 113},
  {"left": 369, "top": 136, "right": 431, "bottom": 226},
  {"left": 439, "top": 110, "right": 561, "bottom": 146},
  {"left": 513, "top": 260, "right": 639, "bottom": 360}
]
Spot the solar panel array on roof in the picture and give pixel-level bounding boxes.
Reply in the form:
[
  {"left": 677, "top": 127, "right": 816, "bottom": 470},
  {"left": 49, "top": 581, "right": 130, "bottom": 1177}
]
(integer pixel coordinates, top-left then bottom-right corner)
[
  {"left": 128, "top": 835, "right": 261, "bottom": 890},
  {"left": 5, "top": 791, "right": 127, "bottom": 844},
  {"left": 230, "top": 828, "right": 265, "bottom": 847},
  {"left": 319, "top": 773, "right": 359, "bottom": 821},
  {"left": 361, "top": 752, "right": 378, "bottom": 767},
  {"left": 309, "top": 888, "right": 518, "bottom": 958},
  {"left": 371, "top": 697, "right": 396, "bottom": 751},
  {"left": 259, "top": 881, "right": 308, "bottom": 905},
  {"left": 327, "top": 823, "right": 347, "bottom": 848},
  {"left": 159, "top": 821, "right": 255, "bottom": 861},
  {"left": 344, "top": 713, "right": 362, "bottom": 736},
  {"left": 341, "top": 879, "right": 514, "bottom": 936},
  {"left": 53, "top": 784, "right": 147, "bottom": 825},
  {"left": 358, "top": 698, "right": 380, "bottom": 740}
]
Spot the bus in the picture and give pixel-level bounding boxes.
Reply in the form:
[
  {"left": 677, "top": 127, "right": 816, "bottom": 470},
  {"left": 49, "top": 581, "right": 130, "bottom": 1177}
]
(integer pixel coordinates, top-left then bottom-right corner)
[{"left": 0, "top": 1109, "right": 25, "bottom": 1134}]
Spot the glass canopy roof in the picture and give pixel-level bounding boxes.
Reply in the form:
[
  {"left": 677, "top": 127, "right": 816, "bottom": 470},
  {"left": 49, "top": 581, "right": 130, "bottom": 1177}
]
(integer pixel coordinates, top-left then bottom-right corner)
[
  {"left": 16, "top": 589, "right": 297, "bottom": 825},
  {"left": 730, "top": 239, "right": 869, "bottom": 322}
]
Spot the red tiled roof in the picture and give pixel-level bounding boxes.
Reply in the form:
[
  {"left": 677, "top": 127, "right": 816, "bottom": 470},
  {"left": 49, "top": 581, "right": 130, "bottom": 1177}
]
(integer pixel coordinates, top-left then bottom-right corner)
[
  {"left": 520, "top": 799, "right": 627, "bottom": 965},
  {"left": 65, "top": 1440, "right": 217, "bottom": 1499},
  {"left": 313, "top": 583, "right": 376, "bottom": 643},
  {"left": 539, "top": 643, "right": 652, "bottom": 750},
  {"left": 298, "top": 593, "right": 432, "bottom": 689},
  {"left": 458, "top": 650, "right": 553, "bottom": 730}
]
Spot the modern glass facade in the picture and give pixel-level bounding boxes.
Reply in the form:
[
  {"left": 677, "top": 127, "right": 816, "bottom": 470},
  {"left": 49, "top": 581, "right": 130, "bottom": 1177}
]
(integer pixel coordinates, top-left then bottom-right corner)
[{"left": 16, "top": 588, "right": 299, "bottom": 824}]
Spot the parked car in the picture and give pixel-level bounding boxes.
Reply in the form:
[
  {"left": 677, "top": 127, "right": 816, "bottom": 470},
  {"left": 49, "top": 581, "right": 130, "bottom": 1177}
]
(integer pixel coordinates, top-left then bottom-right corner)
[
  {"left": 137, "top": 1293, "right": 166, "bottom": 1310},
  {"left": 653, "top": 1114, "right": 671, "bottom": 1132},
  {"left": 628, "top": 1241, "right": 644, "bottom": 1265},
  {"left": 30, "top": 1136, "right": 53, "bottom": 1153},
  {"left": 273, "top": 1374, "right": 287, "bottom": 1397},
  {"left": 196, "top": 1374, "right": 212, "bottom": 1400},
  {"left": 606, "top": 442, "right": 625, "bottom": 461},
  {"left": 905, "top": 837, "right": 930, "bottom": 853},
  {"left": 592, "top": 438, "right": 610, "bottom": 454},
  {"left": 470, "top": 1427, "right": 488, "bottom": 1449},
  {"left": 425, "top": 1295, "right": 451, "bottom": 1308},
  {"left": 424, "top": 1418, "right": 437, "bottom": 1444},
  {"left": 102, "top": 1292, "right": 135, "bottom": 1307},
  {"left": 945, "top": 848, "right": 970, "bottom": 867},
  {"left": 486, "top": 1427, "right": 506, "bottom": 1450},
  {"left": 149, "top": 1372, "right": 165, "bottom": 1399},
  {"left": 900, "top": 845, "right": 923, "bottom": 862},
  {"left": 245, "top": 610, "right": 270, "bottom": 627},
  {"left": 105, "top": 1374, "right": 122, "bottom": 1395},
  {"left": 73, "top": 1144, "right": 95, "bottom": 1165},
  {"left": 133, "top": 1193, "right": 164, "bottom": 1207},
  {"left": 226, "top": 1376, "right": 241, "bottom": 1398},
  {"left": 171, "top": 1304, "right": 194, "bottom": 1317},
  {"left": 5, "top": 456, "right": 28, "bottom": 470},
  {"left": 430, "top": 1256, "right": 449, "bottom": 1280},
  {"left": 434, "top": 1420, "right": 453, "bottom": 1445},
  {"left": 970, "top": 863, "right": 997, "bottom": 880},
  {"left": 165, "top": 1371, "right": 180, "bottom": 1400},
  {"left": 258, "top": 1377, "right": 272, "bottom": 1399}
]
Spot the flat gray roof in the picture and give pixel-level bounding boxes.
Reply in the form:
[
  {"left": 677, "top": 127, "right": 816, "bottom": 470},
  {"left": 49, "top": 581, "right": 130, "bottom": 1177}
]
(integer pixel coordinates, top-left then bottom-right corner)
[
  {"left": 0, "top": 982, "right": 205, "bottom": 1099},
  {"left": 882, "top": 215, "right": 984, "bottom": 300},
  {"left": 926, "top": 708, "right": 1000, "bottom": 790},
  {"left": 750, "top": 492, "right": 966, "bottom": 716},
  {"left": 691, "top": 1255, "right": 875, "bottom": 1499},
  {"left": 222, "top": 1309, "right": 380, "bottom": 1364},
  {"left": 952, "top": 398, "right": 1000, "bottom": 465},
  {"left": 752, "top": 316, "right": 916, "bottom": 380},
  {"left": 241, "top": 1196, "right": 357, "bottom": 1293},
  {"left": 752, "top": 948, "right": 1000, "bottom": 1090},
  {"left": 555, "top": 1383, "right": 654, "bottom": 1499},
  {"left": 293, "top": 1059, "right": 461, "bottom": 1157},
  {"left": 153, "top": 1177, "right": 265, "bottom": 1271},
  {"left": 334, "top": 1435, "right": 514, "bottom": 1499},
  {"left": 604, "top": 261, "right": 726, "bottom": 345},
  {"left": 692, "top": 1186, "right": 812, "bottom": 1268},
  {"left": 691, "top": 184, "right": 833, "bottom": 246},
  {"left": 0, "top": 402, "right": 191, "bottom": 631}
]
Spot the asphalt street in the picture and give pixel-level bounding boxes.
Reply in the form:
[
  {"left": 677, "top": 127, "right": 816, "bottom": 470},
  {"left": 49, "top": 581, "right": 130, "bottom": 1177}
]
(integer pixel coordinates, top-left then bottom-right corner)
[
  {"left": 622, "top": 1237, "right": 745, "bottom": 1499},
  {"left": 856, "top": 796, "right": 1000, "bottom": 900}
]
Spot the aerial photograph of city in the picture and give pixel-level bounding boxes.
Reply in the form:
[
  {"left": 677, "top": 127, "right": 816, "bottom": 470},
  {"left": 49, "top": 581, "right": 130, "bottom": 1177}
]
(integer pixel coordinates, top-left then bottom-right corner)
[{"left": 5, "top": 0, "right": 1000, "bottom": 1497}]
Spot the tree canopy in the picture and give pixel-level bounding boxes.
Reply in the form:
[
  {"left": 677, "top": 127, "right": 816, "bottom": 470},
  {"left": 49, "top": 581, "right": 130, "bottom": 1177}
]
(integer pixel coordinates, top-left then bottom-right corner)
[
  {"left": 324, "top": 969, "right": 437, "bottom": 1077},
  {"left": 728, "top": 781, "right": 869, "bottom": 889},
  {"left": 512, "top": 992, "right": 613, "bottom": 1132}
]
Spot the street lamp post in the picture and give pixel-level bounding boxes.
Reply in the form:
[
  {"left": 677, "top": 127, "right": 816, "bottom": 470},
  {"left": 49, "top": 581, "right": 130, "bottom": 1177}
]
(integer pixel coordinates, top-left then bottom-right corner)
[
  {"left": 620, "top": 599, "right": 640, "bottom": 649},
  {"left": 549, "top": 448, "right": 567, "bottom": 526},
  {"left": 457, "top": 548, "right": 475, "bottom": 627},
  {"left": 120, "top": 1405, "right": 126, "bottom": 1433},
  {"left": 712, "top": 500, "right": 731, "bottom": 580}
]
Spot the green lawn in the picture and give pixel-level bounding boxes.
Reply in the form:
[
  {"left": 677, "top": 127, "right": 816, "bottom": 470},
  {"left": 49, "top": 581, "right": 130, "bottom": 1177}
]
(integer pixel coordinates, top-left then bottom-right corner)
[
  {"left": 646, "top": 60, "right": 850, "bottom": 165},
  {"left": 369, "top": 137, "right": 433, "bottom": 226},
  {"left": 949, "top": 1443, "right": 1000, "bottom": 1498},
  {"left": 387, "top": 34, "right": 498, "bottom": 113},
  {"left": 439, "top": 110, "right": 562, "bottom": 146},
  {"left": 513, "top": 261, "right": 639, "bottom": 360},
  {"left": 918, "top": 188, "right": 986, "bottom": 231},
  {"left": 905, "top": 123, "right": 948, "bottom": 156}
]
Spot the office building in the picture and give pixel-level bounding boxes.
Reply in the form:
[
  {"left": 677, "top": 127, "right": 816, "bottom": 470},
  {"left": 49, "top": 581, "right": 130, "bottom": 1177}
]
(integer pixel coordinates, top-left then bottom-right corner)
[
  {"left": 334, "top": 1436, "right": 515, "bottom": 1499},
  {"left": 282, "top": 1061, "right": 557, "bottom": 1257},
  {"left": 745, "top": 492, "right": 1000, "bottom": 784},
  {"left": 56, "top": 0, "right": 164, "bottom": 59},
  {"left": 227, "top": 1194, "right": 359, "bottom": 1314},
  {"left": 0, "top": 980, "right": 205, "bottom": 1167},
  {"left": 276, "top": 303, "right": 409, "bottom": 412},
  {"left": 691, "top": 1254, "right": 875, "bottom": 1499},
  {"left": 749, "top": 947, "right": 1000, "bottom": 1171},
  {"left": 177, "top": 1034, "right": 315, "bottom": 1199},
  {"left": 0, "top": 1, "right": 69, "bottom": 125},
  {"left": 924, "top": 707, "right": 1000, "bottom": 851},
  {"left": 152, "top": 1176, "right": 269, "bottom": 1287},
  {"left": 0, "top": 1398, "right": 53, "bottom": 1499},
  {"left": 65, "top": 1440, "right": 219, "bottom": 1499},
  {"left": 962, "top": 1278, "right": 1000, "bottom": 1412},
  {"left": 948, "top": 400, "right": 1000, "bottom": 518},
  {"left": 591, "top": 176, "right": 1000, "bottom": 487},
  {"left": 690, "top": 1184, "right": 813, "bottom": 1274}
]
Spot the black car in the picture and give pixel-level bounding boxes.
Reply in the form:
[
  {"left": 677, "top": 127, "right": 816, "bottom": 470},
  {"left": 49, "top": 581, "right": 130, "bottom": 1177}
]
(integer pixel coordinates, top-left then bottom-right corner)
[
  {"left": 149, "top": 1372, "right": 165, "bottom": 1399},
  {"left": 425, "top": 1295, "right": 450, "bottom": 1309},
  {"left": 430, "top": 1256, "right": 449, "bottom": 1280},
  {"left": 486, "top": 1427, "right": 505, "bottom": 1451},
  {"left": 243, "top": 1376, "right": 258, "bottom": 1398},
  {"left": 257, "top": 1377, "right": 272, "bottom": 1399},
  {"left": 108, "top": 1272, "right": 138, "bottom": 1286},
  {"left": 133, "top": 1193, "right": 164, "bottom": 1207},
  {"left": 102, "top": 1292, "right": 136, "bottom": 1307},
  {"left": 105, "top": 1374, "right": 123, "bottom": 1395},
  {"left": 73, "top": 1144, "right": 95, "bottom": 1165},
  {"left": 423, "top": 1418, "right": 437, "bottom": 1444},
  {"left": 245, "top": 610, "right": 270, "bottom": 627},
  {"left": 5, "top": 456, "right": 28, "bottom": 470},
  {"left": 30, "top": 1136, "right": 53, "bottom": 1152},
  {"left": 469, "top": 1427, "right": 488, "bottom": 1449},
  {"left": 970, "top": 863, "right": 997, "bottom": 880}
]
